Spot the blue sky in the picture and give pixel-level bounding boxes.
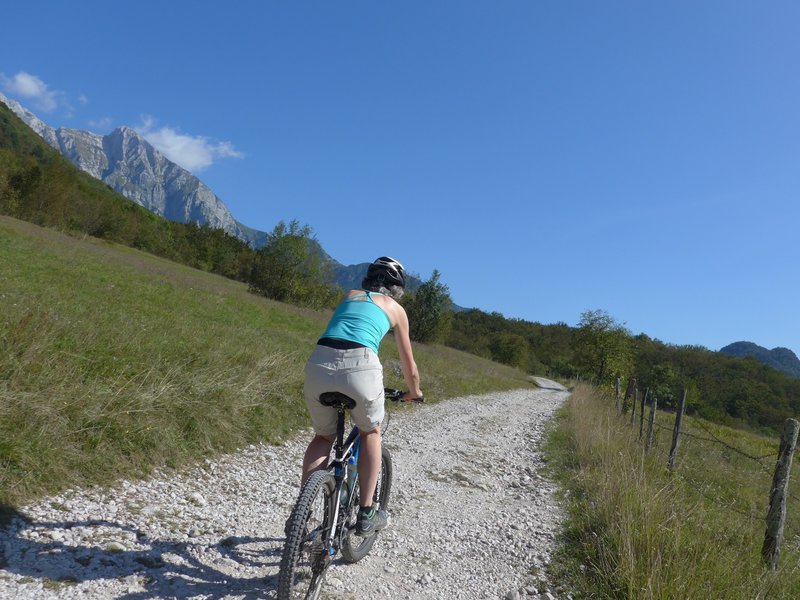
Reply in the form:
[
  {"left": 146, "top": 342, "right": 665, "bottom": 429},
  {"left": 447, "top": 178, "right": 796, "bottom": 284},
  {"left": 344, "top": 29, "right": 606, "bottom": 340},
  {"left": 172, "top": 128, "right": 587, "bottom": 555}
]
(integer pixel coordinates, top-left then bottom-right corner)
[{"left": 2, "top": 1, "right": 799, "bottom": 355}]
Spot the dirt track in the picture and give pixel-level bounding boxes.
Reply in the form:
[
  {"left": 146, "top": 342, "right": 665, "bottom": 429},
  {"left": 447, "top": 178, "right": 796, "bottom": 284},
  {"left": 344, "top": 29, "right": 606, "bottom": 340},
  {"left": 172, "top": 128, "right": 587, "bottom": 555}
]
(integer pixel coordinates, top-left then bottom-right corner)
[{"left": 0, "top": 384, "right": 569, "bottom": 599}]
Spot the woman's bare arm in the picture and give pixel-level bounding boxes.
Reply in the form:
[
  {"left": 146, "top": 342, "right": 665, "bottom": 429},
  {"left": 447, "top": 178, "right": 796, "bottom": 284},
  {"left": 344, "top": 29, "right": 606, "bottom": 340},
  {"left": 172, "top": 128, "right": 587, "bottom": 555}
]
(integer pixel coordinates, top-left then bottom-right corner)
[{"left": 387, "top": 302, "right": 423, "bottom": 399}]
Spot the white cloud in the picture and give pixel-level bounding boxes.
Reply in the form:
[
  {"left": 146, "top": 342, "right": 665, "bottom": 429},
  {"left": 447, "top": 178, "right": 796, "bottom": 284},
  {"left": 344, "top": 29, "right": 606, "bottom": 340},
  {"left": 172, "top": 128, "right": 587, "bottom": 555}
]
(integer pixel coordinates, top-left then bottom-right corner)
[
  {"left": 136, "top": 114, "right": 244, "bottom": 173},
  {"left": 1, "top": 71, "right": 61, "bottom": 113}
]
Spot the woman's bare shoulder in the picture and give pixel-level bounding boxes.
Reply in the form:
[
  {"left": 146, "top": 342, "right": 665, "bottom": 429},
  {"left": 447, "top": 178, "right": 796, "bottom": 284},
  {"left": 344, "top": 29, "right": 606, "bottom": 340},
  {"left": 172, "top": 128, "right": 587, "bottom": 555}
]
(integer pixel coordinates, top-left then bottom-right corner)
[{"left": 372, "top": 293, "right": 401, "bottom": 315}]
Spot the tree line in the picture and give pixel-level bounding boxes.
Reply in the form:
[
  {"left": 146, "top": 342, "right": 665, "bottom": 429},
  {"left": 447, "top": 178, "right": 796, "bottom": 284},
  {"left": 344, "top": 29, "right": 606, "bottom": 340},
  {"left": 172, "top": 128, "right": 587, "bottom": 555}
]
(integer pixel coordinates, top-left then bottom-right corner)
[
  {"left": 448, "top": 306, "right": 800, "bottom": 432},
  {"left": 3, "top": 102, "right": 797, "bottom": 433}
]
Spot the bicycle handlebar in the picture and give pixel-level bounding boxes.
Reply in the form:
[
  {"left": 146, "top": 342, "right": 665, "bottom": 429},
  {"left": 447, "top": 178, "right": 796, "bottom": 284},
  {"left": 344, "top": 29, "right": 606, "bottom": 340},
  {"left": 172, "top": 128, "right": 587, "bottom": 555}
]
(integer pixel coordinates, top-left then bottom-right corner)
[{"left": 384, "top": 388, "right": 425, "bottom": 403}]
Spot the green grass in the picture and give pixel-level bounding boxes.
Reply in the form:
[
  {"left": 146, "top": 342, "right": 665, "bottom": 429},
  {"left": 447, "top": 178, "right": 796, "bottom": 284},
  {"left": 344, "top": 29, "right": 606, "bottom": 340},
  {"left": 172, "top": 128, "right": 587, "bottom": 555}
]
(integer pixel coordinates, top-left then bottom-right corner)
[
  {"left": 545, "top": 384, "right": 800, "bottom": 599},
  {"left": 0, "top": 215, "right": 531, "bottom": 508}
]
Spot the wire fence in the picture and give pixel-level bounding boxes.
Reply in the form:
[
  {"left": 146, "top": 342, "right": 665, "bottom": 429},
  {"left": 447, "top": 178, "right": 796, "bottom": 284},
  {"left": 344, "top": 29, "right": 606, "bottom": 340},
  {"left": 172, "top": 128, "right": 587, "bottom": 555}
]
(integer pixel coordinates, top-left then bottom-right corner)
[{"left": 615, "top": 378, "right": 800, "bottom": 570}]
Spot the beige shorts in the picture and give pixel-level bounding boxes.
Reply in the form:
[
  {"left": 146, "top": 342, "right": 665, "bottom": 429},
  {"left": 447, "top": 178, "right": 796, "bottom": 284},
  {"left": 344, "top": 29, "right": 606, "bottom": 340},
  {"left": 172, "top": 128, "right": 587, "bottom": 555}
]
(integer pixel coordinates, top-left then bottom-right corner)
[{"left": 304, "top": 344, "right": 384, "bottom": 436}]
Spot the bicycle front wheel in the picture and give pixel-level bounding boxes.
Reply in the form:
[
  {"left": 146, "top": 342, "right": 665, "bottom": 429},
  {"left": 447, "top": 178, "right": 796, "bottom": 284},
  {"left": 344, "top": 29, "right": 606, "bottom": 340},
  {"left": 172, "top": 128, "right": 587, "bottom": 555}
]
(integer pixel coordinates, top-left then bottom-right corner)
[
  {"left": 340, "top": 446, "right": 393, "bottom": 563},
  {"left": 278, "top": 469, "right": 336, "bottom": 600}
]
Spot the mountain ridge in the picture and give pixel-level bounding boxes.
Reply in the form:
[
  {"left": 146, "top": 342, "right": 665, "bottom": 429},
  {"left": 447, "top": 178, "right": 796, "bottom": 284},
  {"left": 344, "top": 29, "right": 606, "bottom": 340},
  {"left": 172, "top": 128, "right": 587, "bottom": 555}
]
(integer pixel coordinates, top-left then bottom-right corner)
[{"left": 719, "top": 341, "right": 800, "bottom": 378}]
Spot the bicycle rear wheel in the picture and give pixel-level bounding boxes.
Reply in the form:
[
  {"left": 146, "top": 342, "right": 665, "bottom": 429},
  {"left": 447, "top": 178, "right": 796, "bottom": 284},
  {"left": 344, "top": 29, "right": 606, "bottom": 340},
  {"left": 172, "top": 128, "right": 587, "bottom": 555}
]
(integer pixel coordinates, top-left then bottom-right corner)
[
  {"left": 278, "top": 469, "right": 336, "bottom": 600},
  {"left": 340, "top": 446, "right": 393, "bottom": 563}
]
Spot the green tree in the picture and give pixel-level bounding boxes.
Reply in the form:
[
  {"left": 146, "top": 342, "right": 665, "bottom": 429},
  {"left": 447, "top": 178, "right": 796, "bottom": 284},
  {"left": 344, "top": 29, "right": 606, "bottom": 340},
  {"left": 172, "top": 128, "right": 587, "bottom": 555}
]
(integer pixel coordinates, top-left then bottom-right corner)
[
  {"left": 488, "top": 332, "right": 529, "bottom": 370},
  {"left": 645, "top": 363, "right": 678, "bottom": 407},
  {"left": 575, "top": 309, "right": 633, "bottom": 384},
  {"left": 248, "top": 220, "right": 339, "bottom": 309},
  {"left": 404, "top": 269, "right": 453, "bottom": 343}
]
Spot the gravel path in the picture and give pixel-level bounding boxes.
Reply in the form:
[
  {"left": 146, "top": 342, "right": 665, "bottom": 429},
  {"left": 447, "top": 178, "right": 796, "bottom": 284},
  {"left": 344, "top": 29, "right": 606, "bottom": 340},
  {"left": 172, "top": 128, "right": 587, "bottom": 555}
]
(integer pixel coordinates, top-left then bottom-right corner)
[{"left": 0, "top": 384, "right": 569, "bottom": 599}]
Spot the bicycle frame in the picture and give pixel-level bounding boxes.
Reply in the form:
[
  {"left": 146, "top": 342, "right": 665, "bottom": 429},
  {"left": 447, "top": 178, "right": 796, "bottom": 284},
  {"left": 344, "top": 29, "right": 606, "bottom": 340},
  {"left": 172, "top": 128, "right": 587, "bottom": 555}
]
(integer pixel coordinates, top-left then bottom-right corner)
[{"left": 321, "top": 407, "right": 361, "bottom": 555}]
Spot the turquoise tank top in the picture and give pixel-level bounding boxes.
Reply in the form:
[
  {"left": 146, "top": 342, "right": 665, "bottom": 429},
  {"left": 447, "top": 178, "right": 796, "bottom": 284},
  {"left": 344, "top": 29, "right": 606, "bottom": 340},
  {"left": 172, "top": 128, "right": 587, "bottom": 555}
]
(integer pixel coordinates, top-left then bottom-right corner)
[{"left": 321, "top": 292, "right": 391, "bottom": 354}]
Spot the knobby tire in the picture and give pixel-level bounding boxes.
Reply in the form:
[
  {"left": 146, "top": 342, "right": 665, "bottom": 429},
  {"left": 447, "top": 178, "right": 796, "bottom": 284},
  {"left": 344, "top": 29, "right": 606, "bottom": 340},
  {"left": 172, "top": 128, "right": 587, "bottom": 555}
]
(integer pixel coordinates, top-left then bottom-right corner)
[{"left": 277, "top": 469, "right": 336, "bottom": 600}]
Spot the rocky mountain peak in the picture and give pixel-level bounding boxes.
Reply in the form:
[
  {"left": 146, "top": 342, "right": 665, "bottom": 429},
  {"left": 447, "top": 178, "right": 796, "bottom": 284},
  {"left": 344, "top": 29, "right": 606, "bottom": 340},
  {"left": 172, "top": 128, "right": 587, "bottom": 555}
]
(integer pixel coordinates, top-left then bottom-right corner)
[{"left": 0, "top": 93, "right": 256, "bottom": 243}]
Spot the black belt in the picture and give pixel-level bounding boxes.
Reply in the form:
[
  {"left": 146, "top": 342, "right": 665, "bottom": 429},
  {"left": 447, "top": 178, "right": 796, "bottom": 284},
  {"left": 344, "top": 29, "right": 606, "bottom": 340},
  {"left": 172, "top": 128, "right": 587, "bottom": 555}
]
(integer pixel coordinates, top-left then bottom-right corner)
[{"left": 317, "top": 337, "right": 368, "bottom": 350}]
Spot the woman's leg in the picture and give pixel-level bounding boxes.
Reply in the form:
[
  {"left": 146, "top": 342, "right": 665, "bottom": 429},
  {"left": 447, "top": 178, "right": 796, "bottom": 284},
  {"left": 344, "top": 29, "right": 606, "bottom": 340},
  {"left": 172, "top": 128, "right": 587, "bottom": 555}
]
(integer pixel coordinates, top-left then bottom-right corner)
[
  {"left": 302, "top": 349, "right": 338, "bottom": 484},
  {"left": 357, "top": 427, "right": 381, "bottom": 506},
  {"left": 301, "top": 434, "right": 335, "bottom": 485}
]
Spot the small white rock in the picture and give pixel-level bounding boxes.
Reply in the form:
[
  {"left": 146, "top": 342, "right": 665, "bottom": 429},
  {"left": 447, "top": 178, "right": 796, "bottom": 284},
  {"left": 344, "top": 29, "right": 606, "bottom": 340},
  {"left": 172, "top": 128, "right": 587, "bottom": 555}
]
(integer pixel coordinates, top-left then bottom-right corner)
[
  {"left": 106, "top": 541, "right": 127, "bottom": 553},
  {"left": 188, "top": 492, "right": 207, "bottom": 507}
]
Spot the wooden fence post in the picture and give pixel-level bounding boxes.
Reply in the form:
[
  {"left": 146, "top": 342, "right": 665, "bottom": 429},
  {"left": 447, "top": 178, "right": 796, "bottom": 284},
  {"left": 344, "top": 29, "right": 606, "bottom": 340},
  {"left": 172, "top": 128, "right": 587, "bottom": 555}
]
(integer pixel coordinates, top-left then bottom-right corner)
[
  {"left": 622, "top": 378, "right": 636, "bottom": 414},
  {"left": 615, "top": 377, "right": 621, "bottom": 412},
  {"left": 630, "top": 388, "right": 638, "bottom": 426},
  {"left": 667, "top": 389, "right": 687, "bottom": 470},
  {"left": 639, "top": 388, "right": 649, "bottom": 439},
  {"left": 645, "top": 393, "right": 658, "bottom": 454},
  {"left": 762, "top": 418, "right": 800, "bottom": 570}
]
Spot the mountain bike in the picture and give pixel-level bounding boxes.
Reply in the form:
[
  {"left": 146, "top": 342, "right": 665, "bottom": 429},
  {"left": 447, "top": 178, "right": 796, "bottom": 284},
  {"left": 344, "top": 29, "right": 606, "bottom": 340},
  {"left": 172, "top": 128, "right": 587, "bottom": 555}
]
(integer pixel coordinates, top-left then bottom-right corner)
[{"left": 277, "top": 388, "right": 423, "bottom": 600}]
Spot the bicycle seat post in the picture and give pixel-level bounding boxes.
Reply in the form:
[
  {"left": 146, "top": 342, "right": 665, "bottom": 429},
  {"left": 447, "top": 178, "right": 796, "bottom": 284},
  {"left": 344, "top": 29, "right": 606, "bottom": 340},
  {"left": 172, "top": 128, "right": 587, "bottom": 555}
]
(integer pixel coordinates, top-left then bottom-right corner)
[
  {"left": 334, "top": 405, "right": 346, "bottom": 462},
  {"left": 318, "top": 392, "right": 357, "bottom": 465}
]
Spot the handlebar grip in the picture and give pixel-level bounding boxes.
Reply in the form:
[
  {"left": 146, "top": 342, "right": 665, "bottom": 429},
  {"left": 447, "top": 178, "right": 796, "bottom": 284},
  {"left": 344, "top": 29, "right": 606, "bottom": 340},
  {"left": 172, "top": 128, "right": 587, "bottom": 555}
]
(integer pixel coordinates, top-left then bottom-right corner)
[
  {"left": 384, "top": 388, "right": 403, "bottom": 402},
  {"left": 384, "top": 388, "right": 424, "bottom": 403}
]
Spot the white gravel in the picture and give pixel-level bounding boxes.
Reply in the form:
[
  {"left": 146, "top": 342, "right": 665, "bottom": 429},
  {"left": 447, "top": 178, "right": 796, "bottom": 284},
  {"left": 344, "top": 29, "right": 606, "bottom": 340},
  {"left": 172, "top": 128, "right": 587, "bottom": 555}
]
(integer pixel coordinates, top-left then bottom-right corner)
[{"left": 0, "top": 384, "right": 569, "bottom": 599}]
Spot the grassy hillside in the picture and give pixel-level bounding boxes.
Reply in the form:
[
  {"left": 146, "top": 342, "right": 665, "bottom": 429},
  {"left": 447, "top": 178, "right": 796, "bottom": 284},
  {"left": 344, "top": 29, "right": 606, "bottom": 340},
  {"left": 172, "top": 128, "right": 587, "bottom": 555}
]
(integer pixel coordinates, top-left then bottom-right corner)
[
  {"left": 546, "top": 384, "right": 800, "bottom": 598},
  {"left": 0, "top": 215, "right": 531, "bottom": 510}
]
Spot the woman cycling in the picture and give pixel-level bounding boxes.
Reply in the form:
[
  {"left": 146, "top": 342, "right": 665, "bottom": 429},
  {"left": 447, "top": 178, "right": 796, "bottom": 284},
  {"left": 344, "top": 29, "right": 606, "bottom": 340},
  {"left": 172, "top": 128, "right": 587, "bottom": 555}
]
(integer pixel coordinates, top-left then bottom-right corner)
[{"left": 300, "top": 256, "right": 424, "bottom": 535}]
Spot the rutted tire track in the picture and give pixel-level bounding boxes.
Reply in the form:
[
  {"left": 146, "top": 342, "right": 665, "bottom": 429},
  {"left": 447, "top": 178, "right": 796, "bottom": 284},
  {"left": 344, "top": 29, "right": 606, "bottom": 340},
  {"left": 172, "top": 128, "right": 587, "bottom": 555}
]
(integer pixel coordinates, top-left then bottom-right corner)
[{"left": 0, "top": 385, "right": 568, "bottom": 599}]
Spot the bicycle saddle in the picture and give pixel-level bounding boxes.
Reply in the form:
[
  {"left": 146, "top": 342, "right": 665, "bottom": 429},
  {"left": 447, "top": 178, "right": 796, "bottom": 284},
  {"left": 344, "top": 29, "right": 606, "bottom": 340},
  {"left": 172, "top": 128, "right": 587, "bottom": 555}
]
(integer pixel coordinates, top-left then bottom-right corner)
[{"left": 319, "top": 392, "right": 356, "bottom": 409}]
